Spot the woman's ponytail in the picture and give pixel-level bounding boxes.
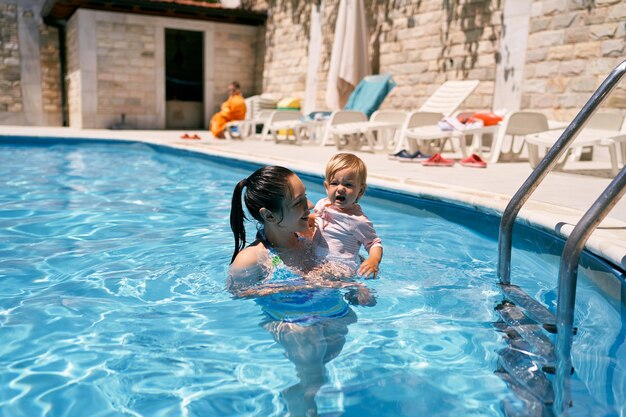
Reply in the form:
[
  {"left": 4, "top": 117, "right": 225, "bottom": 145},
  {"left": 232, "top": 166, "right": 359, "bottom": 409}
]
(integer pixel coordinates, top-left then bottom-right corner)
[{"left": 230, "top": 178, "right": 247, "bottom": 264}]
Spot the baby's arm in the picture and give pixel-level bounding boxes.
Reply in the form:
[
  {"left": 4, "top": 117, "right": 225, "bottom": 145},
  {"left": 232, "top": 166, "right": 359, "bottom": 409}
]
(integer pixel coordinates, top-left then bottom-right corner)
[
  {"left": 358, "top": 245, "right": 383, "bottom": 279},
  {"left": 354, "top": 214, "right": 383, "bottom": 279}
]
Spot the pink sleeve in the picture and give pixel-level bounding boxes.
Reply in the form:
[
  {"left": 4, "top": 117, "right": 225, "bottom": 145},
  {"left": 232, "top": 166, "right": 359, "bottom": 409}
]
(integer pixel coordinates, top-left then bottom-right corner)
[{"left": 354, "top": 215, "right": 382, "bottom": 253}]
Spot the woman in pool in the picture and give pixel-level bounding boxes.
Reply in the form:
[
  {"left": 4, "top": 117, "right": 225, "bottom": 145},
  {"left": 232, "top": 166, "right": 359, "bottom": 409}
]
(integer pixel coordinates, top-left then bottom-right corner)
[{"left": 228, "top": 165, "right": 374, "bottom": 417}]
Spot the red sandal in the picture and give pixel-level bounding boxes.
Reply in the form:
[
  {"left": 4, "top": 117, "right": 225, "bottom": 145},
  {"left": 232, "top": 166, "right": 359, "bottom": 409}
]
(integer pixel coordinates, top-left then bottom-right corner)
[
  {"left": 422, "top": 153, "right": 455, "bottom": 167},
  {"left": 460, "top": 153, "right": 487, "bottom": 168}
]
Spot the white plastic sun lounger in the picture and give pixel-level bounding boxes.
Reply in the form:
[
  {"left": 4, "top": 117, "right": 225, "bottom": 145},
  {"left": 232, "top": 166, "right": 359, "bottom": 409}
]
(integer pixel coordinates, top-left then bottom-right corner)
[
  {"left": 259, "top": 110, "right": 304, "bottom": 143},
  {"left": 318, "top": 110, "right": 369, "bottom": 147},
  {"left": 224, "top": 109, "right": 274, "bottom": 140},
  {"left": 487, "top": 111, "right": 550, "bottom": 163},
  {"left": 329, "top": 110, "right": 409, "bottom": 152},
  {"left": 403, "top": 120, "right": 500, "bottom": 157},
  {"left": 526, "top": 126, "right": 626, "bottom": 175},
  {"left": 393, "top": 80, "right": 481, "bottom": 153},
  {"left": 328, "top": 80, "right": 480, "bottom": 152}
]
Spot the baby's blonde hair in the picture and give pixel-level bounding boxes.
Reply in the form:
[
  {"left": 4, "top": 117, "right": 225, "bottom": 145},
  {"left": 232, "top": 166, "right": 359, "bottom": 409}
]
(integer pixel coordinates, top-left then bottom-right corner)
[{"left": 325, "top": 153, "right": 367, "bottom": 186}]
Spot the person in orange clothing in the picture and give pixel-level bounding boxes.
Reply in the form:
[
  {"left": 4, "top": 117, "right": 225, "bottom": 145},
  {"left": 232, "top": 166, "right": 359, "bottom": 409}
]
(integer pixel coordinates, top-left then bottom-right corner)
[{"left": 209, "top": 81, "right": 247, "bottom": 138}]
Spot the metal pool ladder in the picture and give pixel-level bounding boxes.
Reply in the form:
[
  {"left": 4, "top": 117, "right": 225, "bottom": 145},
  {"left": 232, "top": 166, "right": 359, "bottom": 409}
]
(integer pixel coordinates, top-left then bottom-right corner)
[{"left": 497, "top": 59, "right": 626, "bottom": 415}]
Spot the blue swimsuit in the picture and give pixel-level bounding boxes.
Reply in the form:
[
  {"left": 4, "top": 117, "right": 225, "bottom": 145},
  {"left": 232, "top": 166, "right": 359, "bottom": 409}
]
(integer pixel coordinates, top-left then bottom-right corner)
[{"left": 254, "top": 230, "right": 350, "bottom": 325}]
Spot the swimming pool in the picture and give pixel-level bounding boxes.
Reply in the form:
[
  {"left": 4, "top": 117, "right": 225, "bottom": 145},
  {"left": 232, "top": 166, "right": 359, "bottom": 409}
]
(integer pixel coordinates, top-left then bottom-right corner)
[{"left": 0, "top": 139, "right": 624, "bottom": 416}]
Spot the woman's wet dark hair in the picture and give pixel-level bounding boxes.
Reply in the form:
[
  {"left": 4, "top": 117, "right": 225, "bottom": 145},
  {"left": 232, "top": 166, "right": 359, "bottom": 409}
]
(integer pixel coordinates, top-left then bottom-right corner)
[{"left": 230, "top": 166, "right": 296, "bottom": 264}]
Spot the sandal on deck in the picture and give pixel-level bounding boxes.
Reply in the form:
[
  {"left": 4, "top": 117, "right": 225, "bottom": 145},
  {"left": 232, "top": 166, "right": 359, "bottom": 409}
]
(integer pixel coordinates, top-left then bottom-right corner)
[
  {"left": 398, "top": 150, "right": 431, "bottom": 163},
  {"left": 181, "top": 133, "right": 201, "bottom": 140},
  {"left": 460, "top": 153, "right": 487, "bottom": 168},
  {"left": 422, "top": 153, "right": 455, "bottom": 167},
  {"left": 388, "top": 149, "right": 414, "bottom": 160}
]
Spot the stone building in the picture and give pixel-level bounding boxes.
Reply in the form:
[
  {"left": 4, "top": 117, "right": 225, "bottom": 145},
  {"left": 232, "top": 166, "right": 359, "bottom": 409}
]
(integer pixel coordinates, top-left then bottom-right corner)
[
  {"left": 0, "top": 0, "right": 266, "bottom": 129},
  {"left": 0, "top": 0, "right": 624, "bottom": 129}
]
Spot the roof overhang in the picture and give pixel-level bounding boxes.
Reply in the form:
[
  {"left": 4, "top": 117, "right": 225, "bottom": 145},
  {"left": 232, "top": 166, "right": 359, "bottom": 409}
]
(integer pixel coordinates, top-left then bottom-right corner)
[{"left": 42, "top": 0, "right": 267, "bottom": 26}]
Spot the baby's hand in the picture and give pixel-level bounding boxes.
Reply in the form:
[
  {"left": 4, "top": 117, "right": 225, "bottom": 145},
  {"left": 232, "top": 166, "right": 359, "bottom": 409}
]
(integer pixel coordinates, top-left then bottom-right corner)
[{"left": 358, "top": 258, "right": 380, "bottom": 279}]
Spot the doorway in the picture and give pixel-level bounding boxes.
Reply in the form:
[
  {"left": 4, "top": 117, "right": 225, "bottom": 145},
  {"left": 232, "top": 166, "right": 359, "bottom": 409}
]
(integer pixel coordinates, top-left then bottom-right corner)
[{"left": 165, "top": 29, "right": 204, "bottom": 129}]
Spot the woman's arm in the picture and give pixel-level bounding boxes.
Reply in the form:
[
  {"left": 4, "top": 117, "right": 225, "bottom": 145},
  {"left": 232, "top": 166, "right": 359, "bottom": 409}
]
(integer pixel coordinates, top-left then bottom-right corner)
[{"left": 227, "top": 245, "right": 266, "bottom": 295}]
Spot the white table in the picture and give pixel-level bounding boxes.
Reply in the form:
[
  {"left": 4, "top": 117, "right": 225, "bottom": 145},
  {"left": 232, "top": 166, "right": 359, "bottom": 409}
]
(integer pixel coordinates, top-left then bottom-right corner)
[{"left": 525, "top": 128, "right": 626, "bottom": 175}]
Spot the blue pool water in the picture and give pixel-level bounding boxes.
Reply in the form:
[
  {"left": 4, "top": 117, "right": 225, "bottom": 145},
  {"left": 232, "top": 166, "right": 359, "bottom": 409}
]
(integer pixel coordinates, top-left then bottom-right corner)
[{"left": 0, "top": 140, "right": 624, "bottom": 417}]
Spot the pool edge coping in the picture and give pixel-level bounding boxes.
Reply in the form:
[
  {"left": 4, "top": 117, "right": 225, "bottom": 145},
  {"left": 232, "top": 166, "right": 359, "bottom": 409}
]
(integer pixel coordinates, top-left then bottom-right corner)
[{"left": 2, "top": 132, "right": 625, "bottom": 274}]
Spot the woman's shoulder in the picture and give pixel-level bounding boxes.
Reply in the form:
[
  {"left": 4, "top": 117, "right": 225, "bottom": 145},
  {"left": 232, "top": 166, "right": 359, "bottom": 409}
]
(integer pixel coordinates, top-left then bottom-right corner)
[
  {"left": 231, "top": 242, "right": 267, "bottom": 270},
  {"left": 228, "top": 242, "right": 269, "bottom": 286},
  {"left": 228, "top": 242, "right": 270, "bottom": 291}
]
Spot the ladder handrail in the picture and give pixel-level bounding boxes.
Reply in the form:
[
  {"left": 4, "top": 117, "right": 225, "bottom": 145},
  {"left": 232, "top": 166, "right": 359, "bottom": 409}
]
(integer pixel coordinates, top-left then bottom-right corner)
[
  {"left": 553, "top": 165, "right": 626, "bottom": 414},
  {"left": 497, "top": 59, "right": 626, "bottom": 285},
  {"left": 495, "top": 59, "right": 626, "bottom": 415}
]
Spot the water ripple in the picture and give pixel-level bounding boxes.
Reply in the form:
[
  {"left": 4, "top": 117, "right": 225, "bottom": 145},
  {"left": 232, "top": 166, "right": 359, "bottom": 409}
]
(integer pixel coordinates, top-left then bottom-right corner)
[{"left": 0, "top": 142, "right": 623, "bottom": 416}]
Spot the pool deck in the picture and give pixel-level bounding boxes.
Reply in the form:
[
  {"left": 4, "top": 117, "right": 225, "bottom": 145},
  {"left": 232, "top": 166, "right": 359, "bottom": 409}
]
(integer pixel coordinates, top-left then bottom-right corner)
[{"left": 3, "top": 125, "right": 626, "bottom": 272}]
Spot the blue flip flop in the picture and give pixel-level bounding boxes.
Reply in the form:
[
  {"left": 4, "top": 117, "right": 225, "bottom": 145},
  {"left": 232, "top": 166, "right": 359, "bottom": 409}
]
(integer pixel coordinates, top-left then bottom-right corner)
[
  {"left": 397, "top": 150, "right": 431, "bottom": 163},
  {"left": 388, "top": 149, "right": 430, "bottom": 161},
  {"left": 388, "top": 149, "right": 413, "bottom": 160}
]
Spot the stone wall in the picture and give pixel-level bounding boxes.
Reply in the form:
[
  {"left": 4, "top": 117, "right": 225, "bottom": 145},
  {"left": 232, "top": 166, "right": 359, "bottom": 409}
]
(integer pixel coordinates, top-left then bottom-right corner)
[
  {"left": 252, "top": 0, "right": 501, "bottom": 112},
  {"left": 0, "top": 0, "right": 63, "bottom": 126},
  {"left": 369, "top": 0, "right": 502, "bottom": 111},
  {"left": 39, "top": 23, "right": 62, "bottom": 124},
  {"left": 250, "top": 0, "right": 625, "bottom": 121},
  {"left": 65, "top": 14, "right": 81, "bottom": 127},
  {"left": 95, "top": 20, "right": 157, "bottom": 124},
  {"left": 212, "top": 22, "right": 261, "bottom": 111},
  {"left": 257, "top": 1, "right": 311, "bottom": 99},
  {"left": 253, "top": 25, "right": 266, "bottom": 96},
  {"left": 523, "top": 0, "right": 626, "bottom": 120},
  {"left": 0, "top": 2, "right": 22, "bottom": 113}
]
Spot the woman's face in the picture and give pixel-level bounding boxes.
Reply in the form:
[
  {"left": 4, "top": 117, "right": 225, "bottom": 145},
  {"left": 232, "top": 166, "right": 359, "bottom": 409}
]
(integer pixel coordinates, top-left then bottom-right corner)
[{"left": 278, "top": 175, "right": 313, "bottom": 233}]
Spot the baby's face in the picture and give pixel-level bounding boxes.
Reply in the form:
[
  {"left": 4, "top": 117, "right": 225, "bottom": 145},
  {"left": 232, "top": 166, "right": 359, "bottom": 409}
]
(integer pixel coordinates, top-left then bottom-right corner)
[{"left": 324, "top": 168, "right": 364, "bottom": 209}]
